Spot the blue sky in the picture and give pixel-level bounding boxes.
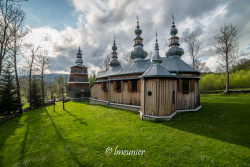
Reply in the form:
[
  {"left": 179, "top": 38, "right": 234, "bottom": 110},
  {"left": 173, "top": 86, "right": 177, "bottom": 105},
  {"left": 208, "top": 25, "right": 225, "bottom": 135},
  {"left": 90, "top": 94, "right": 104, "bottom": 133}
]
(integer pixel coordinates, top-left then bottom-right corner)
[
  {"left": 20, "top": 0, "right": 250, "bottom": 74},
  {"left": 22, "top": 0, "right": 77, "bottom": 29}
]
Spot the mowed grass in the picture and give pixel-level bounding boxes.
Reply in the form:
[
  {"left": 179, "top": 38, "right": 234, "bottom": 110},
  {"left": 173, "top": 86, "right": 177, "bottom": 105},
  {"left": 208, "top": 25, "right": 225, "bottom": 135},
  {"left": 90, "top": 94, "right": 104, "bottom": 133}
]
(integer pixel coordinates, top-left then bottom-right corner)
[{"left": 0, "top": 94, "right": 250, "bottom": 167}]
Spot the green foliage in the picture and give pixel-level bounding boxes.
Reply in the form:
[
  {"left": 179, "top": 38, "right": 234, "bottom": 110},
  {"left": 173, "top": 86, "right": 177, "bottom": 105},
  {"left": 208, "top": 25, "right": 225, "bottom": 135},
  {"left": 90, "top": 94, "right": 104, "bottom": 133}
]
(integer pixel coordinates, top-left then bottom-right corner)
[
  {"left": 29, "top": 80, "right": 43, "bottom": 109},
  {"left": 232, "top": 59, "right": 250, "bottom": 72},
  {"left": 0, "top": 64, "right": 20, "bottom": 115},
  {"left": 88, "top": 75, "right": 96, "bottom": 86},
  {"left": 0, "top": 94, "right": 250, "bottom": 166},
  {"left": 200, "top": 70, "right": 250, "bottom": 91}
]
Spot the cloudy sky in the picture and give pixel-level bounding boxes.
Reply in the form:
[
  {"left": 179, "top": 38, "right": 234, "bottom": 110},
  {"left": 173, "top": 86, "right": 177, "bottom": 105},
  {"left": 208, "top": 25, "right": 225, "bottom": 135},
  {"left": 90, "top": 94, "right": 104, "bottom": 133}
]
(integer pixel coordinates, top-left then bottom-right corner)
[{"left": 21, "top": 0, "right": 250, "bottom": 73}]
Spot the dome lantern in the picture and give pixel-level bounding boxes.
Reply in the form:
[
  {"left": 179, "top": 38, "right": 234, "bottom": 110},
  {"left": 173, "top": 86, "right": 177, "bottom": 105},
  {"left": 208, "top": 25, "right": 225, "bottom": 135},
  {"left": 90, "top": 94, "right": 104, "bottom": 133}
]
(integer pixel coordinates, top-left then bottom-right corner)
[
  {"left": 109, "top": 37, "right": 121, "bottom": 67},
  {"left": 165, "top": 16, "right": 184, "bottom": 58},
  {"left": 130, "top": 16, "right": 148, "bottom": 60}
]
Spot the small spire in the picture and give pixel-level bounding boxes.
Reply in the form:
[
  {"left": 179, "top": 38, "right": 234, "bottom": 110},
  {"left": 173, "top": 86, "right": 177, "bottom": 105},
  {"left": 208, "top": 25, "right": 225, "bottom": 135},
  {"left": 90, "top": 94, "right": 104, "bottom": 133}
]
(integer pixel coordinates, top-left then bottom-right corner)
[
  {"left": 155, "top": 32, "right": 159, "bottom": 50},
  {"left": 75, "top": 47, "right": 83, "bottom": 65},
  {"left": 152, "top": 32, "right": 162, "bottom": 64},
  {"left": 136, "top": 15, "right": 140, "bottom": 28},
  {"left": 112, "top": 36, "right": 117, "bottom": 51},
  {"left": 172, "top": 14, "right": 175, "bottom": 26},
  {"left": 113, "top": 35, "right": 116, "bottom": 45},
  {"left": 110, "top": 37, "right": 120, "bottom": 67}
]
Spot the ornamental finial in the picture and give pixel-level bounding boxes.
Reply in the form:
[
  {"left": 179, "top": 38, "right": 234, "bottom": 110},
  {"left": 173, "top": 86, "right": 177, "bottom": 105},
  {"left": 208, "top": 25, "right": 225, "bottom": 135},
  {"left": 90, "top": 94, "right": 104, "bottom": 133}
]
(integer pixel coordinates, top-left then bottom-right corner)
[
  {"left": 136, "top": 15, "right": 139, "bottom": 28},
  {"left": 172, "top": 14, "right": 175, "bottom": 26},
  {"left": 155, "top": 32, "right": 159, "bottom": 51}
]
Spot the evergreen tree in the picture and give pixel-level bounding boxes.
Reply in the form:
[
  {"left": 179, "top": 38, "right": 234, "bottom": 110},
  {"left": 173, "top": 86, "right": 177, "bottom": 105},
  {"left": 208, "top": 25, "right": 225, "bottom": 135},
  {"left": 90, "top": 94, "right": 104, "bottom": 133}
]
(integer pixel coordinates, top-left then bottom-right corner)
[
  {"left": 29, "top": 79, "right": 43, "bottom": 109},
  {"left": 0, "top": 64, "right": 20, "bottom": 115}
]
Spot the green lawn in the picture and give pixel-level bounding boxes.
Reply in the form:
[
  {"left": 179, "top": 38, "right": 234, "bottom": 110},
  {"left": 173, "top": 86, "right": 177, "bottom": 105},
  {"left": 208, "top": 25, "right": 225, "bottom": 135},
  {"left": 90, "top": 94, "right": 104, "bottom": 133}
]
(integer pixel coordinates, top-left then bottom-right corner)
[{"left": 0, "top": 94, "right": 250, "bottom": 167}]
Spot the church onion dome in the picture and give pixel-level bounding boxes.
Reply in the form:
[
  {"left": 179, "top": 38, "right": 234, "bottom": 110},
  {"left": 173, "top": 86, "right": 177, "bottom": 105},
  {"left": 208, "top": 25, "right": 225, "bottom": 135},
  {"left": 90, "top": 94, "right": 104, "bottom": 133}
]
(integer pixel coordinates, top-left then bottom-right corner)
[
  {"left": 135, "top": 20, "right": 142, "bottom": 36},
  {"left": 165, "top": 16, "right": 184, "bottom": 57},
  {"left": 151, "top": 32, "right": 162, "bottom": 64},
  {"left": 109, "top": 39, "right": 121, "bottom": 67},
  {"left": 130, "top": 16, "right": 148, "bottom": 60},
  {"left": 75, "top": 47, "right": 83, "bottom": 65}
]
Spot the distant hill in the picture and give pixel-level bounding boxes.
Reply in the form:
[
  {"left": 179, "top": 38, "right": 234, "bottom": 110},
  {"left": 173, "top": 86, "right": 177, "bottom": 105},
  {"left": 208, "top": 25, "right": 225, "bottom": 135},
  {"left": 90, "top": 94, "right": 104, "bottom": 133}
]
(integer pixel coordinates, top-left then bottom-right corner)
[
  {"left": 43, "top": 73, "right": 69, "bottom": 83},
  {"left": 20, "top": 73, "right": 69, "bottom": 83}
]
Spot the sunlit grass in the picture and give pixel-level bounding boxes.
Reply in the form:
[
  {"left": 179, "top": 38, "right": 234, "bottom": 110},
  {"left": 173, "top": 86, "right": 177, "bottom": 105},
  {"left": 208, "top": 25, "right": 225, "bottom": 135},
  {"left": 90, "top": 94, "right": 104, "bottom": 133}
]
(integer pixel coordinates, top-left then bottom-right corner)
[{"left": 0, "top": 94, "right": 250, "bottom": 167}]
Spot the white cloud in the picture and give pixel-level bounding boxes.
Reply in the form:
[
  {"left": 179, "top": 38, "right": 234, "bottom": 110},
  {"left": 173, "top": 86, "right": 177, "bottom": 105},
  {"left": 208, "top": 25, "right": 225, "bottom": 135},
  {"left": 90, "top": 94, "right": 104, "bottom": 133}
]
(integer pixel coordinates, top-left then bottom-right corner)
[{"left": 22, "top": 0, "right": 250, "bottom": 73}]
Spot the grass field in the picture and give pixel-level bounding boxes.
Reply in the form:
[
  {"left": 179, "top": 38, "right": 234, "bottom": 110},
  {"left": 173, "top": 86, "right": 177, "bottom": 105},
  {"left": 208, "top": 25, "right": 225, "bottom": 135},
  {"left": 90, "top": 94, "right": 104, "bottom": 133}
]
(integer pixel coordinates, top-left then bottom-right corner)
[{"left": 0, "top": 94, "right": 250, "bottom": 167}]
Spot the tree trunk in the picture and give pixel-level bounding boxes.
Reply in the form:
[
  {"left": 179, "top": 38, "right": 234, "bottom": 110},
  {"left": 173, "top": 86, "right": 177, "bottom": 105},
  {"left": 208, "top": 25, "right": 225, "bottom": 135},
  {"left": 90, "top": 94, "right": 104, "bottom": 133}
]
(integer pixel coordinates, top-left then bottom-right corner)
[
  {"left": 224, "top": 53, "right": 229, "bottom": 93},
  {"left": 28, "top": 56, "right": 34, "bottom": 104},
  {"left": 41, "top": 70, "right": 45, "bottom": 103},
  {"left": 13, "top": 40, "right": 22, "bottom": 113},
  {"left": 225, "top": 71, "right": 229, "bottom": 93},
  {"left": 0, "top": 59, "right": 2, "bottom": 76}
]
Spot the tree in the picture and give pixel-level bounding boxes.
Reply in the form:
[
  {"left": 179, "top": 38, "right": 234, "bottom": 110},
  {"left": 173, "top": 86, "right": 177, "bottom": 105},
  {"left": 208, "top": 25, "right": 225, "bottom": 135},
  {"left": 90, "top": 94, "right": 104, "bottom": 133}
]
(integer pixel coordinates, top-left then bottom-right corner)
[
  {"left": 56, "top": 76, "right": 67, "bottom": 98},
  {"left": 120, "top": 52, "right": 132, "bottom": 65},
  {"left": 214, "top": 23, "right": 239, "bottom": 93},
  {"left": 101, "top": 54, "right": 111, "bottom": 72},
  {"left": 0, "top": 63, "right": 20, "bottom": 114},
  {"left": 29, "top": 79, "right": 43, "bottom": 109},
  {"left": 0, "top": 0, "right": 27, "bottom": 75},
  {"left": 9, "top": 4, "right": 28, "bottom": 112},
  {"left": 37, "top": 50, "right": 50, "bottom": 103},
  {"left": 22, "top": 43, "right": 40, "bottom": 103},
  {"left": 184, "top": 32, "right": 209, "bottom": 72}
]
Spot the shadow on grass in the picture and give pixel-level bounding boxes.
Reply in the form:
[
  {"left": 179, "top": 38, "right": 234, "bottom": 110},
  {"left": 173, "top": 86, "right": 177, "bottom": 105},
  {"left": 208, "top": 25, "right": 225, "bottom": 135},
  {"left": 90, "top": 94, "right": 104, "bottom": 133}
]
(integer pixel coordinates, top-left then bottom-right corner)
[
  {"left": 18, "top": 123, "right": 30, "bottom": 167},
  {"left": 0, "top": 116, "right": 21, "bottom": 166},
  {"left": 44, "top": 108, "right": 90, "bottom": 167},
  {"left": 160, "top": 101, "right": 250, "bottom": 148},
  {"left": 52, "top": 105, "right": 63, "bottom": 116},
  {"left": 63, "top": 109, "right": 88, "bottom": 126},
  {"left": 18, "top": 107, "right": 46, "bottom": 167}
]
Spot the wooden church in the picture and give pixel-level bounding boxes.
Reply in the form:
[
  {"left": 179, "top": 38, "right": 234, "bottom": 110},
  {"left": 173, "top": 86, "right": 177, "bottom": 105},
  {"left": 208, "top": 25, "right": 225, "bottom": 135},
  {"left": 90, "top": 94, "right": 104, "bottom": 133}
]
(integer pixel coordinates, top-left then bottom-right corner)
[
  {"left": 90, "top": 18, "right": 201, "bottom": 120},
  {"left": 68, "top": 47, "right": 89, "bottom": 100}
]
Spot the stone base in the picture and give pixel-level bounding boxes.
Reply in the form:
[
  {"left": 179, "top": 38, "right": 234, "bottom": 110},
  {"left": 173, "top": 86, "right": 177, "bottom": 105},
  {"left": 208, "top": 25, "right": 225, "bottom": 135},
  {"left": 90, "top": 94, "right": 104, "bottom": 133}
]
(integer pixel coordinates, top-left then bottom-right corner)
[
  {"left": 70, "top": 97, "right": 89, "bottom": 101},
  {"left": 141, "top": 106, "right": 202, "bottom": 121},
  {"left": 89, "top": 98, "right": 202, "bottom": 121}
]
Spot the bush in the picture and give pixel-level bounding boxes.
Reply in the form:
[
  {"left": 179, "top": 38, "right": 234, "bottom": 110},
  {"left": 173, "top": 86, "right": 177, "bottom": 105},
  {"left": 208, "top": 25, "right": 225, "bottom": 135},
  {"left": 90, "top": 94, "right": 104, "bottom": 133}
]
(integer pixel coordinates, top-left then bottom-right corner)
[{"left": 200, "top": 70, "right": 250, "bottom": 91}]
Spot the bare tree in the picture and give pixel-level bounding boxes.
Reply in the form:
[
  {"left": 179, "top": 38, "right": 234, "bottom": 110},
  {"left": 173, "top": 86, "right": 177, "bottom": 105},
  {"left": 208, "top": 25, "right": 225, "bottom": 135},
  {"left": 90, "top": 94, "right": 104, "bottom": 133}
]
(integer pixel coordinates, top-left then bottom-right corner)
[
  {"left": 9, "top": 5, "right": 28, "bottom": 111},
  {"left": 37, "top": 50, "right": 50, "bottom": 103},
  {"left": 22, "top": 43, "right": 40, "bottom": 103},
  {"left": 184, "top": 33, "right": 200, "bottom": 68},
  {"left": 120, "top": 52, "right": 131, "bottom": 65},
  {"left": 214, "top": 23, "right": 239, "bottom": 93},
  {"left": 101, "top": 54, "right": 111, "bottom": 72},
  {"left": 0, "top": 0, "right": 27, "bottom": 75}
]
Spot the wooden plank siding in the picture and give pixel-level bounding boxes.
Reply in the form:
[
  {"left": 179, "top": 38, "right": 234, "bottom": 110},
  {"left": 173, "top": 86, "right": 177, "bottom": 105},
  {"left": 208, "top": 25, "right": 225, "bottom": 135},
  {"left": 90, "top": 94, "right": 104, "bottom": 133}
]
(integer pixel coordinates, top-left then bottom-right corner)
[
  {"left": 176, "top": 79, "right": 200, "bottom": 110},
  {"left": 143, "top": 79, "right": 177, "bottom": 116},
  {"left": 91, "top": 80, "right": 141, "bottom": 106},
  {"left": 91, "top": 75, "right": 200, "bottom": 116}
]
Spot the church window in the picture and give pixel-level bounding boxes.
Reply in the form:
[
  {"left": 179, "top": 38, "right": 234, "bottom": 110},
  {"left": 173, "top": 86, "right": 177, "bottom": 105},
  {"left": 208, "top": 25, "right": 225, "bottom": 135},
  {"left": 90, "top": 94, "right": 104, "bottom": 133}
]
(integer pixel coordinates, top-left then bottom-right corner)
[
  {"left": 102, "top": 82, "right": 108, "bottom": 92},
  {"left": 131, "top": 80, "right": 137, "bottom": 92},
  {"left": 115, "top": 81, "right": 122, "bottom": 92},
  {"left": 182, "top": 79, "right": 189, "bottom": 94}
]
